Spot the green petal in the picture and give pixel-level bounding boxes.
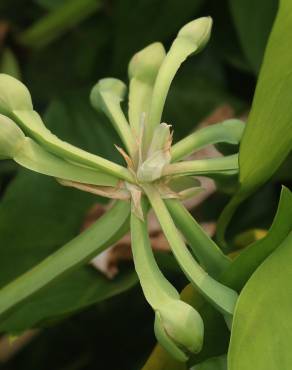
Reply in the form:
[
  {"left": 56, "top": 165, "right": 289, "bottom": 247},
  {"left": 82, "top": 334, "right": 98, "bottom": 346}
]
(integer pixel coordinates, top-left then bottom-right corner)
[
  {"left": 131, "top": 201, "right": 204, "bottom": 361},
  {"left": 128, "top": 42, "right": 166, "bottom": 135},
  {"left": 0, "top": 74, "right": 33, "bottom": 114},
  {"left": 90, "top": 78, "right": 136, "bottom": 157},
  {"left": 12, "top": 109, "right": 133, "bottom": 182},
  {"left": 0, "top": 114, "right": 25, "bottom": 158},
  {"left": 171, "top": 119, "right": 245, "bottom": 162},
  {"left": 145, "top": 17, "right": 212, "bottom": 146}
]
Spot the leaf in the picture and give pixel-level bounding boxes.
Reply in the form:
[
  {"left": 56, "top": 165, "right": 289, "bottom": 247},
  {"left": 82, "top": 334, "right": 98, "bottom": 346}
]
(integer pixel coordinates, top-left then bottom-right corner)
[
  {"left": 221, "top": 186, "right": 292, "bottom": 291},
  {"left": 217, "top": 1, "right": 292, "bottom": 243},
  {"left": 142, "top": 345, "right": 187, "bottom": 370},
  {"left": 18, "top": 0, "right": 102, "bottom": 48},
  {"left": 0, "top": 95, "right": 137, "bottom": 333},
  {"left": 228, "top": 231, "right": 292, "bottom": 370},
  {"left": 192, "top": 355, "right": 226, "bottom": 370},
  {"left": 34, "top": 0, "right": 69, "bottom": 10},
  {"left": 239, "top": 0, "right": 292, "bottom": 191},
  {"left": 229, "top": 0, "right": 278, "bottom": 73},
  {"left": 111, "top": 0, "right": 205, "bottom": 75}
]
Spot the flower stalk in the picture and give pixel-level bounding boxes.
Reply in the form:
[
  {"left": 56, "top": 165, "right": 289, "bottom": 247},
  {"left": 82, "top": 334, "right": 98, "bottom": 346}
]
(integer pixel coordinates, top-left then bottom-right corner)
[{"left": 0, "top": 16, "right": 245, "bottom": 362}]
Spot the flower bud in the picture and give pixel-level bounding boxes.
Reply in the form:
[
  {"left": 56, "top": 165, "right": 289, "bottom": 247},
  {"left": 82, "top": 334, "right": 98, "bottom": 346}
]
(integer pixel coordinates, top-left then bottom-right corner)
[
  {"left": 0, "top": 74, "right": 33, "bottom": 114},
  {"left": 128, "top": 42, "right": 166, "bottom": 83},
  {"left": 0, "top": 114, "right": 25, "bottom": 158},
  {"left": 90, "top": 78, "right": 127, "bottom": 111},
  {"left": 176, "top": 17, "right": 212, "bottom": 54},
  {"left": 154, "top": 300, "right": 204, "bottom": 361}
]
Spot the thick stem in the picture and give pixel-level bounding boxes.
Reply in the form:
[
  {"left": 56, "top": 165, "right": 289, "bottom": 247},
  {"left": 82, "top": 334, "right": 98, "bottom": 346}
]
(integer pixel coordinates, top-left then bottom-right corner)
[
  {"left": 165, "top": 199, "right": 231, "bottom": 278},
  {"left": 163, "top": 154, "right": 239, "bottom": 178},
  {"left": 171, "top": 120, "right": 245, "bottom": 162},
  {"left": 0, "top": 201, "right": 130, "bottom": 321},
  {"left": 144, "top": 184, "right": 238, "bottom": 316}
]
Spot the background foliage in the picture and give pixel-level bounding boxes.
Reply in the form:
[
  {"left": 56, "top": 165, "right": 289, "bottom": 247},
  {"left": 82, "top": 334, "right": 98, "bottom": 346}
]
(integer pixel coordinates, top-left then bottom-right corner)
[{"left": 0, "top": 0, "right": 291, "bottom": 369}]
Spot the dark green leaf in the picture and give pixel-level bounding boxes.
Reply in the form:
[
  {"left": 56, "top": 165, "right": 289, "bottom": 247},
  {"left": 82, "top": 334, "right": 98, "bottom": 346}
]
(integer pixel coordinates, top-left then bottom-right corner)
[
  {"left": 0, "top": 95, "right": 136, "bottom": 333},
  {"left": 221, "top": 186, "right": 292, "bottom": 291},
  {"left": 228, "top": 231, "right": 292, "bottom": 369},
  {"left": 229, "top": 0, "right": 278, "bottom": 73},
  {"left": 217, "top": 1, "right": 292, "bottom": 243}
]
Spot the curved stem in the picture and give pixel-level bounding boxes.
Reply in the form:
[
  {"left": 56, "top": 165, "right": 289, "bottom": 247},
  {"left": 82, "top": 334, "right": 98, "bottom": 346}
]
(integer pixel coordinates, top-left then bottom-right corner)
[
  {"left": 97, "top": 93, "right": 137, "bottom": 158},
  {"left": 171, "top": 120, "right": 245, "bottom": 162},
  {"left": 12, "top": 110, "right": 135, "bottom": 183},
  {"left": 0, "top": 201, "right": 130, "bottom": 321},
  {"left": 163, "top": 154, "right": 239, "bottom": 178},
  {"left": 144, "top": 184, "right": 238, "bottom": 316},
  {"left": 131, "top": 202, "right": 203, "bottom": 361},
  {"left": 165, "top": 199, "right": 231, "bottom": 278}
]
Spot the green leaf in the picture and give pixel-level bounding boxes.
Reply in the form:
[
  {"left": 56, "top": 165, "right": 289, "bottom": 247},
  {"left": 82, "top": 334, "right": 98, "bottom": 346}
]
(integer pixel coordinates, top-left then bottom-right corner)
[
  {"left": 0, "top": 96, "right": 137, "bottom": 333},
  {"left": 192, "top": 355, "right": 226, "bottom": 370},
  {"left": 0, "top": 187, "right": 131, "bottom": 325},
  {"left": 217, "top": 1, "right": 292, "bottom": 243},
  {"left": 18, "top": 0, "right": 102, "bottom": 48},
  {"left": 240, "top": 0, "right": 292, "bottom": 190},
  {"left": 221, "top": 186, "right": 292, "bottom": 291},
  {"left": 229, "top": 0, "right": 278, "bottom": 73},
  {"left": 228, "top": 231, "right": 292, "bottom": 370}
]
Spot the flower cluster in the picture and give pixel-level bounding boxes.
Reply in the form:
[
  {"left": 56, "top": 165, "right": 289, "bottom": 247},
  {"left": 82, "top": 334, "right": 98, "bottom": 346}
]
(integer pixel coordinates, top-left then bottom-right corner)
[{"left": 0, "top": 17, "right": 244, "bottom": 361}]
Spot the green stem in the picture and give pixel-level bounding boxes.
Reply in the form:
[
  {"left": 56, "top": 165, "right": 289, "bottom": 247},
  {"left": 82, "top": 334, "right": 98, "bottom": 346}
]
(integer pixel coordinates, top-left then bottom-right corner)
[
  {"left": 0, "top": 201, "right": 130, "bottom": 321},
  {"left": 131, "top": 202, "right": 179, "bottom": 308},
  {"left": 163, "top": 154, "right": 239, "bottom": 177},
  {"left": 12, "top": 110, "right": 135, "bottom": 183},
  {"left": 165, "top": 199, "right": 231, "bottom": 278},
  {"left": 99, "top": 95, "right": 137, "bottom": 158},
  {"left": 144, "top": 184, "right": 238, "bottom": 316},
  {"left": 145, "top": 17, "right": 212, "bottom": 148},
  {"left": 171, "top": 120, "right": 245, "bottom": 162},
  {"left": 18, "top": 0, "right": 101, "bottom": 48},
  {"left": 131, "top": 202, "right": 203, "bottom": 361}
]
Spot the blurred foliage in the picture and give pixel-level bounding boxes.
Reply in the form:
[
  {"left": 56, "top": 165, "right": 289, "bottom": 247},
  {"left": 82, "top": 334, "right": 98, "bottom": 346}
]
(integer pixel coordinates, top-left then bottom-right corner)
[{"left": 0, "top": 0, "right": 291, "bottom": 369}]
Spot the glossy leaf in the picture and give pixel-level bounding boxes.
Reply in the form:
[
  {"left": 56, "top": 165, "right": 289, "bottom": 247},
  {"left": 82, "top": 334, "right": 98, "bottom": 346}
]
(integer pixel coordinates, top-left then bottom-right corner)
[
  {"left": 217, "top": 0, "right": 292, "bottom": 243},
  {"left": 221, "top": 186, "right": 292, "bottom": 291},
  {"left": 229, "top": 0, "right": 278, "bottom": 73},
  {"left": 228, "top": 231, "right": 292, "bottom": 370},
  {"left": 192, "top": 355, "right": 226, "bottom": 370}
]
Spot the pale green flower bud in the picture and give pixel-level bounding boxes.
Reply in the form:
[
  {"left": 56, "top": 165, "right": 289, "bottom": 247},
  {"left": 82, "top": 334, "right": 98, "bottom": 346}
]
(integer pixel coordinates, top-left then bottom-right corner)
[
  {"left": 90, "top": 78, "right": 127, "bottom": 110},
  {"left": 0, "top": 74, "right": 33, "bottom": 114},
  {"left": 154, "top": 300, "right": 204, "bottom": 361},
  {"left": 0, "top": 114, "right": 25, "bottom": 158},
  {"left": 128, "top": 42, "right": 166, "bottom": 83}
]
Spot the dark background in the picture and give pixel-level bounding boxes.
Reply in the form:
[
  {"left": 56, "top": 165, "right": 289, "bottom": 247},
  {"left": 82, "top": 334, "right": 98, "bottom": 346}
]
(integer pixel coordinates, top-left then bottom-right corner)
[{"left": 0, "top": 0, "right": 289, "bottom": 369}]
